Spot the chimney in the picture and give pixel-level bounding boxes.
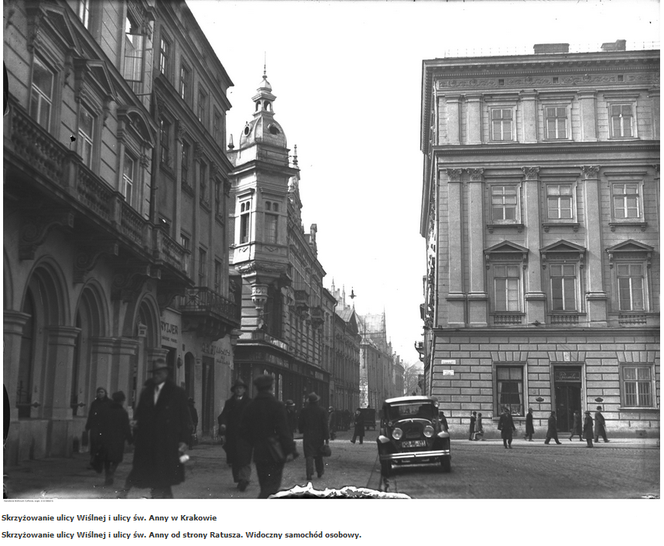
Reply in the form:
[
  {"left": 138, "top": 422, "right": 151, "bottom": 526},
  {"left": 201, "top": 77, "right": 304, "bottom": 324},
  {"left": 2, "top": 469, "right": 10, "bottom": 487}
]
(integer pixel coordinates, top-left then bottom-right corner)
[
  {"left": 601, "top": 39, "right": 627, "bottom": 52},
  {"left": 533, "top": 43, "right": 570, "bottom": 54}
]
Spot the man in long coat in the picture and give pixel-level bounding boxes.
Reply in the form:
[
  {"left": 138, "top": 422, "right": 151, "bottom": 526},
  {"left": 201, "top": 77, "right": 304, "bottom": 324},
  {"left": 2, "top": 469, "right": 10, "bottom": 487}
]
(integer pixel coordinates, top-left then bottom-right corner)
[
  {"left": 594, "top": 406, "right": 609, "bottom": 443},
  {"left": 351, "top": 408, "right": 365, "bottom": 444},
  {"left": 124, "top": 358, "right": 192, "bottom": 498},
  {"left": 102, "top": 391, "right": 133, "bottom": 486},
  {"left": 544, "top": 411, "right": 562, "bottom": 444},
  {"left": 298, "top": 392, "right": 329, "bottom": 480},
  {"left": 218, "top": 378, "right": 252, "bottom": 491},
  {"left": 240, "top": 375, "right": 297, "bottom": 498},
  {"left": 498, "top": 406, "right": 516, "bottom": 449},
  {"left": 583, "top": 411, "right": 594, "bottom": 448},
  {"left": 524, "top": 407, "right": 535, "bottom": 441}
]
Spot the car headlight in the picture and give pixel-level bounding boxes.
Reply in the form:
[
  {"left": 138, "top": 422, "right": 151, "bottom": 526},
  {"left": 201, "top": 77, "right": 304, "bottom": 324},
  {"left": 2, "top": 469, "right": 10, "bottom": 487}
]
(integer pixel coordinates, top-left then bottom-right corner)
[
  {"left": 392, "top": 427, "right": 403, "bottom": 440},
  {"left": 423, "top": 425, "right": 434, "bottom": 438}
]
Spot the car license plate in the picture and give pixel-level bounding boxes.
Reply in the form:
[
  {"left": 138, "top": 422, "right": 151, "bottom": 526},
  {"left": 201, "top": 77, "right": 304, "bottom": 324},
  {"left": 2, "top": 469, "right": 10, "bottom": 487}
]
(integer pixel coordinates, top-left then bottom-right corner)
[{"left": 401, "top": 440, "right": 426, "bottom": 448}]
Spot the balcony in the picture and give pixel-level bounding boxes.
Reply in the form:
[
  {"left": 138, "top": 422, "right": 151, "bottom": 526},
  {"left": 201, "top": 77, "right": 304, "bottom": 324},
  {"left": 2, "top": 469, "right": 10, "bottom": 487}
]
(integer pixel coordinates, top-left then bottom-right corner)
[
  {"left": 180, "top": 287, "right": 240, "bottom": 338},
  {"left": 250, "top": 331, "right": 289, "bottom": 352},
  {"left": 4, "top": 97, "right": 188, "bottom": 288}
]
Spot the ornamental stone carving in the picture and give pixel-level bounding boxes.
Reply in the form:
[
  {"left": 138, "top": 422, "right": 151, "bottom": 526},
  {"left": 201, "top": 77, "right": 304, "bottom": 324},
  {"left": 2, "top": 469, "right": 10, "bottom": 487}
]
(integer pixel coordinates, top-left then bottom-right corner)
[
  {"left": 445, "top": 168, "right": 463, "bottom": 182},
  {"left": 467, "top": 168, "right": 484, "bottom": 182},
  {"left": 522, "top": 166, "right": 540, "bottom": 181},
  {"left": 581, "top": 165, "right": 600, "bottom": 178}
]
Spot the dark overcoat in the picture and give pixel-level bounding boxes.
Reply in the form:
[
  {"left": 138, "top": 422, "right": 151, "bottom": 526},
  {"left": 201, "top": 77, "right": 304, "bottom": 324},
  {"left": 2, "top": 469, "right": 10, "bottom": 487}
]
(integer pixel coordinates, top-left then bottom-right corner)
[
  {"left": 498, "top": 412, "right": 516, "bottom": 439},
  {"left": 525, "top": 412, "right": 535, "bottom": 435},
  {"left": 298, "top": 401, "right": 329, "bottom": 458},
  {"left": 547, "top": 414, "right": 558, "bottom": 434},
  {"left": 218, "top": 394, "right": 252, "bottom": 465},
  {"left": 583, "top": 414, "right": 594, "bottom": 440},
  {"left": 104, "top": 402, "right": 133, "bottom": 463},
  {"left": 353, "top": 411, "right": 365, "bottom": 438},
  {"left": 85, "top": 397, "right": 112, "bottom": 454},
  {"left": 240, "top": 391, "right": 295, "bottom": 464},
  {"left": 130, "top": 379, "right": 192, "bottom": 488}
]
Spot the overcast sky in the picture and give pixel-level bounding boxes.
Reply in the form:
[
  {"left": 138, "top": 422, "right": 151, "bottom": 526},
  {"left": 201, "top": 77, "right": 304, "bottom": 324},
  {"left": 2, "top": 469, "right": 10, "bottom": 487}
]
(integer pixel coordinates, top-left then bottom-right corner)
[{"left": 187, "top": 0, "right": 659, "bottom": 364}]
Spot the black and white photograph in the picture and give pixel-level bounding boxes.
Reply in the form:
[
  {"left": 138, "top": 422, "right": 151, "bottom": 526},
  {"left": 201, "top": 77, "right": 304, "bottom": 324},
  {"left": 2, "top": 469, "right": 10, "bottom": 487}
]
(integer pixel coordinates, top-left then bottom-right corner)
[{"left": 2, "top": 0, "right": 660, "bottom": 541}]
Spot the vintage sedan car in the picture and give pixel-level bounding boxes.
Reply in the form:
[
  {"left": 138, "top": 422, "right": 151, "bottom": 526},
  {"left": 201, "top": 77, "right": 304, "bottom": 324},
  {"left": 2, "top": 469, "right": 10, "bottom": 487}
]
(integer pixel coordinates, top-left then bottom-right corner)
[{"left": 377, "top": 396, "right": 451, "bottom": 475}]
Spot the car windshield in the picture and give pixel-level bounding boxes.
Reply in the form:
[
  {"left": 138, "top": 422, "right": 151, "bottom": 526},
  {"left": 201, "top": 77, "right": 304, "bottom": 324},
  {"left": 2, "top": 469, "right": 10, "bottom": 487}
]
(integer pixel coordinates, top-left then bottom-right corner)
[{"left": 386, "top": 403, "right": 435, "bottom": 420}]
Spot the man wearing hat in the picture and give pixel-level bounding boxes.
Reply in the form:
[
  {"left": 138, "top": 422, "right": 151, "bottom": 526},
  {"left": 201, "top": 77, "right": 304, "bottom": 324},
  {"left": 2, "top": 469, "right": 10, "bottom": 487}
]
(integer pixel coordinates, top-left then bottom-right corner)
[
  {"left": 240, "top": 374, "right": 297, "bottom": 498},
  {"left": 594, "top": 405, "right": 610, "bottom": 443},
  {"left": 583, "top": 410, "right": 594, "bottom": 448},
  {"left": 218, "top": 377, "right": 252, "bottom": 491},
  {"left": 298, "top": 392, "right": 330, "bottom": 480},
  {"left": 123, "top": 358, "right": 192, "bottom": 498}
]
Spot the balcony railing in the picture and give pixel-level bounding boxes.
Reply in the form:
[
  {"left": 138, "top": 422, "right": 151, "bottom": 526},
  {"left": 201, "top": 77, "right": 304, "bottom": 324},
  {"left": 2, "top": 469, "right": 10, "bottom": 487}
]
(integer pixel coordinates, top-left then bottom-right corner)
[
  {"left": 493, "top": 313, "right": 523, "bottom": 326},
  {"left": 6, "top": 98, "right": 185, "bottom": 275},
  {"left": 550, "top": 314, "right": 580, "bottom": 326},
  {"left": 180, "top": 287, "right": 238, "bottom": 325}
]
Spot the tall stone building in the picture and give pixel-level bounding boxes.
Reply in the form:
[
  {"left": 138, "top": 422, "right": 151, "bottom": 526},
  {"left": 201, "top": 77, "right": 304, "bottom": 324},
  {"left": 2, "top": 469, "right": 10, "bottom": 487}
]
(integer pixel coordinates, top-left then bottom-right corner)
[
  {"left": 150, "top": 0, "right": 238, "bottom": 437},
  {"left": 329, "top": 283, "right": 361, "bottom": 413},
  {"left": 3, "top": 0, "right": 237, "bottom": 462},
  {"left": 227, "top": 70, "right": 330, "bottom": 409},
  {"left": 419, "top": 41, "right": 659, "bottom": 436},
  {"left": 359, "top": 312, "right": 404, "bottom": 408}
]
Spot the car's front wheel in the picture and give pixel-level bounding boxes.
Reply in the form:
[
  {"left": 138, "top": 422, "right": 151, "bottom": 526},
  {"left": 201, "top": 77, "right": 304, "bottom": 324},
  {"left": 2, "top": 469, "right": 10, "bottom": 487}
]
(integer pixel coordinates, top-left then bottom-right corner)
[{"left": 440, "top": 456, "right": 451, "bottom": 473}]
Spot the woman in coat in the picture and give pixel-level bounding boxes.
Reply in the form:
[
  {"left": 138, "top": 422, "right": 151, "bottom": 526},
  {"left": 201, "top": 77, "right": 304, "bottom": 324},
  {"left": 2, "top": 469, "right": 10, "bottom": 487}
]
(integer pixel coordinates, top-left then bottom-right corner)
[
  {"left": 85, "top": 387, "right": 111, "bottom": 471},
  {"left": 351, "top": 408, "right": 365, "bottom": 444},
  {"left": 298, "top": 392, "right": 329, "bottom": 480},
  {"left": 569, "top": 411, "right": 582, "bottom": 441},
  {"left": 498, "top": 406, "right": 516, "bottom": 449},
  {"left": 102, "top": 391, "right": 133, "bottom": 485},
  {"left": 583, "top": 411, "right": 594, "bottom": 448}
]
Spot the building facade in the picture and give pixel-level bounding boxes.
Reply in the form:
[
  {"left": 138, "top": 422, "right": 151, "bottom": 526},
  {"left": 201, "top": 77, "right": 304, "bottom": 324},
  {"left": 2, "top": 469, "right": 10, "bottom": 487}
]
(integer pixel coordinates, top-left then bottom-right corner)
[
  {"left": 227, "top": 71, "right": 330, "bottom": 412},
  {"left": 419, "top": 41, "right": 660, "bottom": 436},
  {"left": 329, "top": 284, "right": 361, "bottom": 413},
  {"left": 359, "top": 312, "right": 404, "bottom": 408},
  {"left": 150, "top": 0, "right": 238, "bottom": 437}
]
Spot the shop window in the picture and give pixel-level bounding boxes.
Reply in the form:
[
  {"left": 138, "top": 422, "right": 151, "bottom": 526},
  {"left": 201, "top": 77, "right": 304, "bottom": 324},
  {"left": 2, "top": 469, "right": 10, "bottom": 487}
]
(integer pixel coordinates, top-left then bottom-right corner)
[
  {"left": 496, "top": 366, "right": 524, "bottom": 416},
  {"left": 621, "top": 365, "right": 654, "bottom": 407}
]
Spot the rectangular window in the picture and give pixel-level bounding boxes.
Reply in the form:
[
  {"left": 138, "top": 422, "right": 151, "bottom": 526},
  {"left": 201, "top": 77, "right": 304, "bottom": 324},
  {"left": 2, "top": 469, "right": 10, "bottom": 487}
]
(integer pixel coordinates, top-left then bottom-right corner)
[
  {"left": 179, "top": 62, "right": 191, "bottom": 103},
  {"left": 213, "top": 109, "right": 222, "bottom": 142},
  {"left": 610, "top": 104, "right": 634, "bottom": 138},
  {"left": 214, "top": 259, "right": 222, "bottom": 293},
  {"left": 77, "top": 0, "right": 90, "bottom": 28},
  {"left": 181, "top": 141, "right": 190, "bottom": 185},
  {"left": 160, "top": 118, "right": 171, "bottom": 167},
  {"left": 159, "top": 35, "right": 171, "bottom": 79},
  {"left": 622, "top": 366, "right": 652, "bottom": 407},
  {"left": 240, "top": 201, "right": 251, "bottom": 244},
  {"left": 198, "top": 248, "right": 207, "bottom": 287},
  {"left": 180, "top": 234, "right": 190, "bottom": 274},
  {"left": 199, "top": 161, "right": 207, "bottom": 198},
  {"left": 547, "top": 184, "right": 573, "bottom": 219},
  {"left": 491, "top": 185, "right": 518, "bottom": 222},
  {"left": 491, "top": 108, "right": 513, "bottom": 141},
  {"left": 78, "top": 106, "right": 95, "bottom": 168},
  {"left": 550, "top": 264, "right": 577, "bottom": 311},
  {"left": 123, "top": 153, "right": 135, "bottom": 206},
  {"left": 30, "top": 57, "right": 54, "bottom": 130},
  {"left": 545, "top": 107, "right": 567, "bottom": 139},
  {"left": 497, "top": 367, "right": 523, "bottom": 416},
  {"left": 265, "top": 214, "right": 278, "bottom": 244},
  {"left": 198, "top": 88, "right": 208, "bottom": 125},
  {"left": 215, "top": 180, "right": 222, "bottom": 215},
  {"left": 617, "top": 264, "right": 645, "bottom": 311},
  {"left": 123, "top": 15, "right": 144, "bottom": 84},
  {"left": 612, "top": 183, "right": 641, "bottom": 219},
  {"left": 494, "top": 265, "right": 520, "bottom": 311}
]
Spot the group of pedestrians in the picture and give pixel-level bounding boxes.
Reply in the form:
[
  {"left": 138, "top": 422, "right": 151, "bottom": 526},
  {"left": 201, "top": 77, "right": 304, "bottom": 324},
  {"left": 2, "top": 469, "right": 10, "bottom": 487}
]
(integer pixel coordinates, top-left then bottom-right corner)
[{"left": 465, "top": 406, "right": 610, "bottom": 449}]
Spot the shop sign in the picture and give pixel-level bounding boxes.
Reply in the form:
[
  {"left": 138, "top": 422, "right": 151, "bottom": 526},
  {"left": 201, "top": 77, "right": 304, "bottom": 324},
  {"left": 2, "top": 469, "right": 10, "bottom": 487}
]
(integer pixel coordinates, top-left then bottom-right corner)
[
  {"left": 160, "top": 319, "right": 179, "bottom": 346},
  {"left": 554, "top": 369, "right": 581, "bottom": 382}
]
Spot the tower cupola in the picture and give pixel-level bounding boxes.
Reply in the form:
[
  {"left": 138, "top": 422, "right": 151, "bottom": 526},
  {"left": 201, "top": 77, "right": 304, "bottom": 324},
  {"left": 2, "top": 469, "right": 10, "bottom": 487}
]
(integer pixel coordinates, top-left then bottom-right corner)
[{"left": 237, "top": 65, "right": 287, "bottom": 151}]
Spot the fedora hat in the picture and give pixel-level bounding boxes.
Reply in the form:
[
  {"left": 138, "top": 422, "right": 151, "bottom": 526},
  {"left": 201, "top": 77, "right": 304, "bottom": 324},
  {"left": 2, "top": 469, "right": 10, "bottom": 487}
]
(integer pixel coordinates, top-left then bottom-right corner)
[
  {"left": 308, "top": 392, "right": 320, "bottom": 403},
  {"left": 253, "top": 374, "right": 274, "bottom": 390},
  {"left": 231, "top": 377, "right": 247, "bottom": 392},
  {"left": 149, "top": 359, "right": 169, "bottom": 373}
]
